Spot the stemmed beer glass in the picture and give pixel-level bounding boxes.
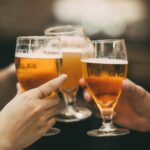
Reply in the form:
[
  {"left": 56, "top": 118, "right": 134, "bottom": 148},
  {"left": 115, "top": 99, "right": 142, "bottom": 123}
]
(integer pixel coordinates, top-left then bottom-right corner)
[
  {"left": 45, "top": 25, "right": 92, "bottom": 122},
  {"left": 15, "top": 36, "right": 62, "bottom": 136},
  {"left": 81, "top": 39, "right": 129, "bottom": 137}
]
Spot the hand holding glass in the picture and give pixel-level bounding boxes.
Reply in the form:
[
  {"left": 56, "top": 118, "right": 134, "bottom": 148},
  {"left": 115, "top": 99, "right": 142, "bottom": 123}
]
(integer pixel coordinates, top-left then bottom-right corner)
[{"left": 15, "top": 36, "right": 62, "bottom": 136}]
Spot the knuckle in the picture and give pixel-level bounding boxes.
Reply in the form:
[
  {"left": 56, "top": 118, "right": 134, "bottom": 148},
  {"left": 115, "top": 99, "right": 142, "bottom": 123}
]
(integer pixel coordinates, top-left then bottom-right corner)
[
  {"left": 126, "top": 84, "right": 147, "bottom": 101},
  {"left": 124, "top": 83, "right": 136, "bottom": 98},
  {"left": 36, "top": 88, "right": 46, "bottom": 98},
  {"left": 136, "top": 86, "right": 147, "bottom": 99}
]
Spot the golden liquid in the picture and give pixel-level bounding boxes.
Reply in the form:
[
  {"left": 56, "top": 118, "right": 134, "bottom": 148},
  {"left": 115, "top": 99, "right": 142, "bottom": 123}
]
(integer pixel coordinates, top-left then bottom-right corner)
[
  {"left": 82, "top": 58, "right": 128, "bottom": 110},
  {"left": 15, "top": 54, "right": 62, "bottom": 91},
  {"left": 61, "top": 50, "right": 82, "bottom": 94}
]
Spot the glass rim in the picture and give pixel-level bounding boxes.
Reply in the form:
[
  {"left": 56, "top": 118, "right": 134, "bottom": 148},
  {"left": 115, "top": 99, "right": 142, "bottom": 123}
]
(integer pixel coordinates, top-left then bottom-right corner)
[
  {"left": 17, "top": 36, "right": 60, "bottom": 40},
  {"left": 16, "top": 36, "right": 60, "bottom": 46},
  {"left": 87, "top": 39, "right": 125, "bottom": 44},
  {"left": 44, "top": 25, "right": 83, "bottom": 36}
]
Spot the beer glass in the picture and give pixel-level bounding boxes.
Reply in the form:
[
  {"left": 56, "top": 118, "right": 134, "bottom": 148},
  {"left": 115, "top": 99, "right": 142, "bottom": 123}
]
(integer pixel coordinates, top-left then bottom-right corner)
[
  {"left": 45, "top": 25, "right": 91, "bottom": 122},
  {"left": 15, "top": 36, "right": 62, "bottom": 136},
  {"left": 81, "top": 39, "right": 129, "bottom": 137}
]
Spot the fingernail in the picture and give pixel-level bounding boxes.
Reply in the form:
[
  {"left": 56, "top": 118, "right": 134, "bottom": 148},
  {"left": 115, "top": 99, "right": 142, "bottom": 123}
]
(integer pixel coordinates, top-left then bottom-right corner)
[
  {"left": 84, "top": 91, "right": 92, "bottom": 102},
  {"left": 79, "top": 78, "right": 86, "bottom": 87},
  {"left": 60, "top": 74, "right": 67, "bottom": 79}
]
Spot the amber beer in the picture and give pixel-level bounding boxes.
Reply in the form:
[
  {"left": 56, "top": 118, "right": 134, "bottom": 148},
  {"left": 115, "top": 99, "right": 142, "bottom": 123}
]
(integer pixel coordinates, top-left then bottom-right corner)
[
  {"left": 82, "top": 58, "right": 128, "bottom": 110},
  {"left": 15, "top": 53, "right": 62, "bottom": 91},
  {"left": 60, "top": 48, "right": 82, "bottom": 94}
]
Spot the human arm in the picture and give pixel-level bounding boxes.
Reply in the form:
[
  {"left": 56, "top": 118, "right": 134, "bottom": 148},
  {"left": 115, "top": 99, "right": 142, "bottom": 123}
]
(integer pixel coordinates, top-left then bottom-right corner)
[{"left": 0, "top": 74, "right": 67, "bottom": 150}]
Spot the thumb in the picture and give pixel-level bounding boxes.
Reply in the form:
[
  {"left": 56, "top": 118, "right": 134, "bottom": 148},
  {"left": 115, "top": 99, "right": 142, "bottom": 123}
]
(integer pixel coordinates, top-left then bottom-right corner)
[
  {"left": 122, "top": 79, "right": 147, "bottom": 101},
  {"left": 29, "top": 74, "right": 67, "bottom": 99},
  {"left": 79, "top": 78, "right": 87, "bottom": 88}
]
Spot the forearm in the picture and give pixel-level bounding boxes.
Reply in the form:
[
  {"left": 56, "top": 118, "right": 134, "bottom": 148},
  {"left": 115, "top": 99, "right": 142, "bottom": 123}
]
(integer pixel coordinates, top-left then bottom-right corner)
[
  {"left": 0, "top": 114, "right": 17, "bottom": 150},
  {"left": 0, "top": 66, "right": 17, "bottom": 107}
]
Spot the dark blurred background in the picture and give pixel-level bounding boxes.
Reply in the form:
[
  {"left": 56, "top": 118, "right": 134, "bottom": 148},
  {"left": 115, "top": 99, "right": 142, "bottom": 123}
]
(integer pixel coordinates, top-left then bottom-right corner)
[
  {"left": 0, "top": 0, "right": 149, "bottom": 90},
  {"left": 0, "top": 0, "right": 150, "bottom": 150}
]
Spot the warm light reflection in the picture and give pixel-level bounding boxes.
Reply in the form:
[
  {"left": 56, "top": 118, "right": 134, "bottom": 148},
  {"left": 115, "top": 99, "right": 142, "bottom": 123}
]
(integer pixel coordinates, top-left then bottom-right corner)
[{"left": 52, "top": 0, "right": 145, "bottom": 36}]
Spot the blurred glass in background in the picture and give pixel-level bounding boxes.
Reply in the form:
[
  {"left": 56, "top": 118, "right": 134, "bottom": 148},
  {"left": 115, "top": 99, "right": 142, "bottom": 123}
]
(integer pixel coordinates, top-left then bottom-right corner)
[{"left": 53, "top": 0, "right": 146, "bottom": 37}]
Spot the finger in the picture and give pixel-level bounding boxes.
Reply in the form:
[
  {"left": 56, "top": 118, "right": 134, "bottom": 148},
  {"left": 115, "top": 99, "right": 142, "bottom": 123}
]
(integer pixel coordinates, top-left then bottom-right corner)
[
  {"left": 83, "top": 89, "right": 92, "bottom": 102},
  {"left": 40, "top": 94, "right": 60, "bottom": 110},
  {"left": 45, "top": 105, "right": 60, "bottom": 119},
  {"left": 79, "top": 78, "right": 87, "bottom": 87},
  {"left": 122, "top": 79, "right": 147, "bottom": 101},
  {"left": 44, "top": 118, "right": 56, "bottom": 133},
  {"left": 40, "top": 118, "right": 56, "bottom": 136},
  {"left": 31, "top": 74, "right": 67, "bottom": 98}
]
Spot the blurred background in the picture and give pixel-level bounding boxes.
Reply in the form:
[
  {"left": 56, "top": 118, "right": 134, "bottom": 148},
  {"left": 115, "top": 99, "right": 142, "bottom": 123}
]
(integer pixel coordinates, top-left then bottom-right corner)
[
  {"left": 0, "top": 0, "right": 150, "bottom": 149},
  {"left": 0, "top": 0, "right": 149, "bottom": 90}
]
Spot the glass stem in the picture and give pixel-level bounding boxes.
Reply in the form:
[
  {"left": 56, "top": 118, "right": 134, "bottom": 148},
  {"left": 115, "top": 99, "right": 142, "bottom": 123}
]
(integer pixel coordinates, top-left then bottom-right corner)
[
  {"left": 63, "top": 92, "right": 76, "bottom": 110},
  {"left": 100, "top": 109, "right": 115, "bottom": 132}
]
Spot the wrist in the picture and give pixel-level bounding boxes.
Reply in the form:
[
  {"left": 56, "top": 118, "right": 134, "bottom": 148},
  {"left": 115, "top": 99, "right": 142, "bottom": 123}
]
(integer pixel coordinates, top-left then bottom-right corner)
[{"left": 0, "top": 129, "right": 16, "bottom": 150}]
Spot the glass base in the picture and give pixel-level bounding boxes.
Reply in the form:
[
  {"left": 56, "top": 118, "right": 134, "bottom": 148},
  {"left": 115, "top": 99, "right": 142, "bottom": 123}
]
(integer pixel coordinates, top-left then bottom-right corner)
[
  {"left": 87, "top": 128, "right": 129, "bottom": 137},
  {"left": 56, "top": 106, "right": 92, "bottom": 123},
  {"left": 44, "top": 127, "right": 60, "bottom": 136}
]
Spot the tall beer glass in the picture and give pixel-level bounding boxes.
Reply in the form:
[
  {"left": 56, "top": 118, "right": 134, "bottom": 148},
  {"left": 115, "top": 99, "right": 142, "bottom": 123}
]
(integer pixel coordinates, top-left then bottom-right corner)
[
  {"left": 45, "top": 25, "right": 91, "bottom": 122},
  {"left": 15, "top": 36, "right": 62, "bottom": 136},
  {"left": 81, "top": 39, "right": 129, "bottom": 137}
]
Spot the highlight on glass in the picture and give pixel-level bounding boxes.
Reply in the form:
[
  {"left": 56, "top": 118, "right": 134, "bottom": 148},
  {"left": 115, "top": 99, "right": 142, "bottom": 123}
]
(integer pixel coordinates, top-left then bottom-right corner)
[
  {"left": 81, "top": 39, "right": 129, "bottom": 137},
  {"left": 15, "top": 36, "right": 62, "bottom": 136},
  {"left": 45, "top": 25, "right": 92, "bottom": 123}
]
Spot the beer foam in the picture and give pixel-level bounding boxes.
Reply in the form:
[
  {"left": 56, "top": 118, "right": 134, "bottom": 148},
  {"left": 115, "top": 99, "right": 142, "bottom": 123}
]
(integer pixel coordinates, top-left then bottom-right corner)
[
  {"left": 15, "top": 53, "right": 62, "bottom": 59},
  {"left": 61, "top": 48, "right": 82, "bottom": 53},
  {"left": 81, "top": 58, "right": 128, "bottom": 64}
]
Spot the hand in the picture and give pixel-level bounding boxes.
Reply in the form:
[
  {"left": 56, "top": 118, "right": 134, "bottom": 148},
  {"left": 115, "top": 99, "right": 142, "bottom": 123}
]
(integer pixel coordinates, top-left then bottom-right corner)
[
  {"left": 114, "top": 79, "right": 150, "bottom": 132},
  {"left": 0, "top": 74, "right": 67, "bottom": 150},
  {"left": 80, "top": 78, "right": 150, "bottom": 132}
]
